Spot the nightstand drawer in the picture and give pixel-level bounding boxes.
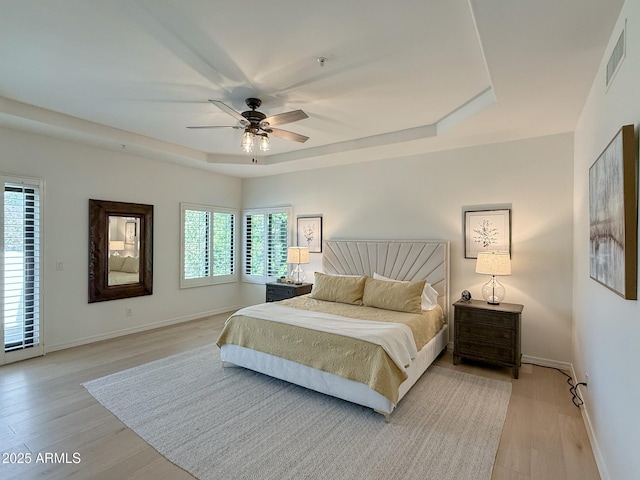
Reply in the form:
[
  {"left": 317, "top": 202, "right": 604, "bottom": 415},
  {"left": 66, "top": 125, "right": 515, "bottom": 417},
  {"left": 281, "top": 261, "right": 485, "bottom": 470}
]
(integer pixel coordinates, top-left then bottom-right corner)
[
  {"left": 456, "top": 308, "right": 516, "bottom": 329},
  {"left": 265, "top": 283, "right": 312, "bottom": 302},
  {"left": 456, "top": 340, "right": 516, "bottom": 364},
  {"left": 266, "top": 286, "right": 292, "bottom": 302},
  {"left": 456, "top": 321, "right": 515, "bottom": 346}
]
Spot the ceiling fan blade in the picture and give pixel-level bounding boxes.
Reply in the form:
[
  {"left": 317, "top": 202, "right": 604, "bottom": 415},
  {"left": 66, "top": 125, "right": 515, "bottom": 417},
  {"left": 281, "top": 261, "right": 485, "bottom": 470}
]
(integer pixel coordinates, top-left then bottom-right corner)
[
  {"left": 262, "top": 109, "right": 308, "bottom": 127},
  {"left": 208, "top": 100, "right": 249, "bottom": 126},
  {"left": 186, "top": 125, "right": 241, "bottom": 129},
  {"left": 267, "top": 128, "right": 309, "bottom": 143}
]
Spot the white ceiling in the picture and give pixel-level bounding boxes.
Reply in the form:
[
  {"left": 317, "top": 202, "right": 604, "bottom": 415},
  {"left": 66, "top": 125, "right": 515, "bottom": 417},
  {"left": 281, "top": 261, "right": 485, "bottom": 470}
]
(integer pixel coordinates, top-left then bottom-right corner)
[{"left": 0, "top": 0, "right": 624, "bottom": 178}]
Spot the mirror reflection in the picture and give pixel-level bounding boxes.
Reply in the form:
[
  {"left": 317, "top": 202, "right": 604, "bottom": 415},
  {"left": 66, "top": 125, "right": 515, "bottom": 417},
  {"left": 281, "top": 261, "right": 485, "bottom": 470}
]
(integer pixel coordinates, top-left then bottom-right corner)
[
  {"left": 108, "top": 216, "right": 141, "bottom": 285},
  {"left": 88, "top": 199, "right": 153, "bottom": 303}
]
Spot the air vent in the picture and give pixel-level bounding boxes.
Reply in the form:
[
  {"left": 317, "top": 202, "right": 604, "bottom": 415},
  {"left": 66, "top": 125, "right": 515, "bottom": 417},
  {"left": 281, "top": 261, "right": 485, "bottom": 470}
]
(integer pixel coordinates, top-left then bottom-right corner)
[{"left": 606, "top": 22, "right": 626, "bottom": 88}]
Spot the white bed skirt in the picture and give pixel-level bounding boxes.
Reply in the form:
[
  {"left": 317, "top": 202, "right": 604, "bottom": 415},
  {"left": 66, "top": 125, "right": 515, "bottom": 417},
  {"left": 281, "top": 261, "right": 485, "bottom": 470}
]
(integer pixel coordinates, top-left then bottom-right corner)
[{"left": 220, "top": 324, "right": 448, "bottom": 418}]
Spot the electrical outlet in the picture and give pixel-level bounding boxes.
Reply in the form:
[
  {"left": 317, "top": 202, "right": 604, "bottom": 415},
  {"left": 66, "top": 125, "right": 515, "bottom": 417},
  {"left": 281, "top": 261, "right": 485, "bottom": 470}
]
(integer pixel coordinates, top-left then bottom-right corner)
[
  {"left": 126, "top": 307, "right": 133, "bottom": 317},
  {"left": 55, "top": 261, "right": 64, "bottom": 271}
]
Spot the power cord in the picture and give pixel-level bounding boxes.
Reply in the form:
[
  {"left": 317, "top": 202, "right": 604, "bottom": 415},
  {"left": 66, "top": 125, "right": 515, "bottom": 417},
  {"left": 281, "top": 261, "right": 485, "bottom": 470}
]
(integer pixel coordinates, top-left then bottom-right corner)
[{"left": 523, "top": 363, "right": 585, "bottom": 407}]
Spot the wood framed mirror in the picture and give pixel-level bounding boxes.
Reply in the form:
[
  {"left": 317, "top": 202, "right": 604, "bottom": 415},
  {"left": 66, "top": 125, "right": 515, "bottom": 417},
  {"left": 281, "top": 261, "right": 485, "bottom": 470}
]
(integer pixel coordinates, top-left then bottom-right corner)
[{"left": 89, "top": 199, "right": 153, "bottom": 303}]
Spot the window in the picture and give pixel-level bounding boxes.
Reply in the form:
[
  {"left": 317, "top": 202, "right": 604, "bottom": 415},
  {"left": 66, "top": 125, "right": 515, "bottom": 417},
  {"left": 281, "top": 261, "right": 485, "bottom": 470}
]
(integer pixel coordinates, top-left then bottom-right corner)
[
  {"left": 243, "top": 206, "right": 292, "bottom": 283},
  {"left": 1, "top": 176, "right": 44, "bottom": 364},
  {"left": 180, "top": 203, "right": 237, "bottom": 288}
]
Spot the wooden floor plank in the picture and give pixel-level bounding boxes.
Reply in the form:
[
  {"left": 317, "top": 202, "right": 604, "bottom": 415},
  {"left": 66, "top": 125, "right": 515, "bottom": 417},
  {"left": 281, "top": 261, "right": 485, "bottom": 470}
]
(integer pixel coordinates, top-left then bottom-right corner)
[
  {"left": 559, "top": 413, "right": 600, "bottom": 480},
  {"left": 494, "top": 393, "right": 533, "bottom": 475},
  {"left": 492, "top": 464, "right": 530, "bottom": 480},
  {"left": 531, "top": 448, "right": 567, "bottom": 480}
]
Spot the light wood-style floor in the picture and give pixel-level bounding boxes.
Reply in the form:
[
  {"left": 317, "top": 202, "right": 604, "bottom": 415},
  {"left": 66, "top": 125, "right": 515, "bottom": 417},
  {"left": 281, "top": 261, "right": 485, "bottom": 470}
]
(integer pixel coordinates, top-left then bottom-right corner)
[{"left": 0, "top": 313, "right": 600, "bottom": 480}]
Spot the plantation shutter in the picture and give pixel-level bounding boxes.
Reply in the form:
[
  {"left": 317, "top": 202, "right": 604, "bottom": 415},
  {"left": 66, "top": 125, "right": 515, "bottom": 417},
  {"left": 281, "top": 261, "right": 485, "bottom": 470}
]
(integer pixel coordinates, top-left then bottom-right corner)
[
  {"left": 243, "top": 207, "right": 291, "bottom": 283},
  {"left": 267, "top": 212, "right": 289, "bottom": 278},
  {"left": 2, "top": 177, "right": 44, "bottom": 364},
  {"left": 183, "top": 209, "right": 211, "bottom": 280},
  {"left": 244, "top": 213, "right": 265, "bottom": 276},
  {"left": 213, "top": 212, "right": 234, "bottom": 276},
  {"left": 180, "top": 204, "right": 237, "bottom": 288}
]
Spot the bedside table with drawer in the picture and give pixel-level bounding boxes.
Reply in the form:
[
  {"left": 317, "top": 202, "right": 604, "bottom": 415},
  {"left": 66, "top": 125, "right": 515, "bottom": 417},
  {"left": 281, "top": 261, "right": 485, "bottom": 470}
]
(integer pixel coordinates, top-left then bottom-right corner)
[
  {"left": 452, "top": 299, "right": 524, "bottom": 379},
  {"left": 265, "top": 282, "right": 313, "bottom": 302}
]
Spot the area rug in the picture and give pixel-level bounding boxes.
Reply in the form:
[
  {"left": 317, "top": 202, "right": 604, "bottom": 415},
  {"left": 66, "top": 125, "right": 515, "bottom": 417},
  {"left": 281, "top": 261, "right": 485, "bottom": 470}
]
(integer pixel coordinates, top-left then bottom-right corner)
[{"left": 83, "top": 345, "right": 511, "bottom": 480}]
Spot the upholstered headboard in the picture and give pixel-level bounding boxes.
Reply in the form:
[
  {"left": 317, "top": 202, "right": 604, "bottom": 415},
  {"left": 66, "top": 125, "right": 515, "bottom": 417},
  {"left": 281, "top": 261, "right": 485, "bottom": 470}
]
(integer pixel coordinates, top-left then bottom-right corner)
[{"left": 322, "top": 240, "right": 450, "bottom": 321}]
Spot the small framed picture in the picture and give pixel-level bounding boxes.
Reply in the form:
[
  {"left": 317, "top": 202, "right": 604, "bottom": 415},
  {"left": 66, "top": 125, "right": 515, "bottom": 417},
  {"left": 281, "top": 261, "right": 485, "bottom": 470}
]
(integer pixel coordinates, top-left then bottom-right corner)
[
  {"left": 297, "top": 216, "right": 322, "bottom": 253},
  {"left": 464, "top": 209, "right": 511, "bottom": 258},
  {"left": 125, "top": 221, "right": 137, "bottom": 245}
]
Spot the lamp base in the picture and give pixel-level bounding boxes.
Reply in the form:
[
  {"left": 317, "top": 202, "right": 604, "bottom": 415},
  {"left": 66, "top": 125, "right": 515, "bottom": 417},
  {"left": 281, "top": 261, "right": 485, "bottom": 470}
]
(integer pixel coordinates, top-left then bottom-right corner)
[
  {"left": 482, "top": 275, "right": 506, "bottom": 305},
  {"left": 291, "top": 265, "right": 305, "bottom": 285}
]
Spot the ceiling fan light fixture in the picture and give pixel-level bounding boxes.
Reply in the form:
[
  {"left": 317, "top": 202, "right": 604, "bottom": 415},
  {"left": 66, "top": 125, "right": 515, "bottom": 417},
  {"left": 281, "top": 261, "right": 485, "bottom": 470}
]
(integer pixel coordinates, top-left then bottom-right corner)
[
  {"left": 190, "top": 97, "right": 308, "bottom": 156},
  {"left": 241, "top": 130, "right": 255, "bottom": 152},
  {"left": 259, "top": 134, "right": 270, "bottom": 152}
]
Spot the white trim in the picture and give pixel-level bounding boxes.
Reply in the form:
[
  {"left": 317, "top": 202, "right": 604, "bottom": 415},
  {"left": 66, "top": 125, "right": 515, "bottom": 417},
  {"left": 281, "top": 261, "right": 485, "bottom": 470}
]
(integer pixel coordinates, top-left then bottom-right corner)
[
  {"left": 44, "top": 305, "right": 241, "bottom": 353},
  {"left": 180, "top": 202, "right": 238, "bottom": 289},
  {"left": 570, "top": 363, "right": 610, "bottom": 480},
  {"left": 521, "top": 354, "right": 572, "bottom": 372}
]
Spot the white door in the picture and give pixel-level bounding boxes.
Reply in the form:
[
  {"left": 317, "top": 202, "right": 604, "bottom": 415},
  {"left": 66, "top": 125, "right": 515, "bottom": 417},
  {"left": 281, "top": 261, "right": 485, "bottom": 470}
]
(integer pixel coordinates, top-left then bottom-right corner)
[{"left": 1, "top": 176, "right": 44, "bottom": 365}]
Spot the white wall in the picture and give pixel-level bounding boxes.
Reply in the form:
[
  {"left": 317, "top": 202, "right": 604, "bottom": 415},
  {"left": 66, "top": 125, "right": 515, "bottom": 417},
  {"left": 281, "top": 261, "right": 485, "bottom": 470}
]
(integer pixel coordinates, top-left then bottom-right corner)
[
  {"left": 573, "top": 1, "right": 640, "bottom": 478},
  {"left": 0, "top": 126, "right": 242, "bottom": 351},
  {"left": 243, "top": 133, "right": 574, "bottom": 363}
]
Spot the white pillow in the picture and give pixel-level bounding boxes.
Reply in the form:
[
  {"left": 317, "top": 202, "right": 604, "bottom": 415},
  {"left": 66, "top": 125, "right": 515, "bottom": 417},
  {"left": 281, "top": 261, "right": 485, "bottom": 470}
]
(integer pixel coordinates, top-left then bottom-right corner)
[{"left": 373, "top": 272, "right": 439, "bottom": 311}]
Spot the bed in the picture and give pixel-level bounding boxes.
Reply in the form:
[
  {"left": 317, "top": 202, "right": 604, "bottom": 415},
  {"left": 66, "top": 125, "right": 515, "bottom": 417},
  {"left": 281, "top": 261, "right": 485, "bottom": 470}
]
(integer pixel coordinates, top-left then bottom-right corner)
[
  {"left": 107, "top": 255, "right": 140, "bottom": 285},
  {"left": 217, "top": 240, "right": 450, "bottom": 421}
]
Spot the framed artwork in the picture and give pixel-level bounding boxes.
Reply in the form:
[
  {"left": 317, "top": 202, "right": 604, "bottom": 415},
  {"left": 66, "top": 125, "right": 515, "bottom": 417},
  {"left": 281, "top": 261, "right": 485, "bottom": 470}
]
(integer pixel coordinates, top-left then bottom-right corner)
[
  {"left": 297, "top": 216, "right": 322, "bottom": 253},
  {"left": 465, "top": 209, "right": 511, "bottom": 258},
  {"left": 125, "top": 221, "right": 136, "bottom": 245},
  {"left": 589, "top": 124, "right": 637, "bottom": 300}
]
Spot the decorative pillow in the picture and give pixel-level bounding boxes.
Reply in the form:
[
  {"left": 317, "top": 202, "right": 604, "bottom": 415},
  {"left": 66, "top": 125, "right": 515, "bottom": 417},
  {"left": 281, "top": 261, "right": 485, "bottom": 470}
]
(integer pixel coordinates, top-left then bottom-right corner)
[
  {"left": 121, "top": 256, "right": 139, "bottom": 273},
  {"left": 363, "top": 277, "right": 426, "bottom": 313},
  {"left": 310, "top": 272, "right": 367, "bottom": 305},
  {"left": 373, "top": 272, "right": 439, "bottom": 311},
  {"left": 108, "top": 255, "right": 126, "bottom": 272}
]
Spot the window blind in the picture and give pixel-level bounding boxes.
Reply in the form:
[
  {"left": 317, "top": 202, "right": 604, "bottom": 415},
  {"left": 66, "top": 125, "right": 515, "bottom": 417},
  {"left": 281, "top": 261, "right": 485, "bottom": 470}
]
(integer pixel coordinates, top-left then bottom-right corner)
[
  {"left": 183, "top": 209, "right": 210, "bottom": 280},
  {"left": 213, "top": 212, "right": 234, "bottom": 276},
  {"left": 180, "top": 204, "right": 237, "bottom": 288},
  {"left": 267, "top": 212, "right": 289, "bottom": 277},
  {"left": 243, "top": 207, "right": 291, "bottom": 283},
  {"left": 3, "top": 181, "right": 41, "bottom": 355}
]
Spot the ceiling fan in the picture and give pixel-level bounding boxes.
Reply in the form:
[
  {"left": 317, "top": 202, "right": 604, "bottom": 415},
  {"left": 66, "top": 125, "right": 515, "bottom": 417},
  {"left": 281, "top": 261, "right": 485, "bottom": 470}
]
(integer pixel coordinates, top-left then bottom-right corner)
[{"left": 187, "top": 98, "right": 309, "bottom": 153}]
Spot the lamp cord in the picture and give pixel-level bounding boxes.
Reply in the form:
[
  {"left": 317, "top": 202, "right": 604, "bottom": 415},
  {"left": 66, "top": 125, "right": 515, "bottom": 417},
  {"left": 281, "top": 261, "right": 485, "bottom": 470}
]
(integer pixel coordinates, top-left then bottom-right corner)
[
  {"left": 492, "top": 274, "right": 496, "bottom": 300},
  {"left": 523, "top": 362, "right": 585, "bottom": 407}
]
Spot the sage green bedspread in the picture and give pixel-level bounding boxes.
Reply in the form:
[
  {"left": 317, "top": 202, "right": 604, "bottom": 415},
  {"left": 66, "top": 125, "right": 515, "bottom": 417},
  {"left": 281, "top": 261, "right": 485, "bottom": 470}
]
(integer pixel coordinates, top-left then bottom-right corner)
[{"left": 217, "top": 296, "right": 443, "bottom": 403}]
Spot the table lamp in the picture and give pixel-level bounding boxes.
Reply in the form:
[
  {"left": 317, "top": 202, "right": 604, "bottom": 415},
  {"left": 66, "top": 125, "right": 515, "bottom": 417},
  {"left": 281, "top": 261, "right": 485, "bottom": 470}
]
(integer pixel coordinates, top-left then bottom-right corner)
[
  {"left": 109, "top": 240, "right": 125, "bottom": 256},
  {"left": 287, "top": 247, "right": 310, "bottom": 285},
  {"left": 475, "top": 251, "right": 511, "bottom": 305}
]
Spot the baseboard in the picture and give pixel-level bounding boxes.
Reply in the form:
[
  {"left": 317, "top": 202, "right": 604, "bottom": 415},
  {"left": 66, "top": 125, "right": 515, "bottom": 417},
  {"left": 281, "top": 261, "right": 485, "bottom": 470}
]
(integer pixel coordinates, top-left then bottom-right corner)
[
  {"left": 521, "top": 354, "right": 572, "bottom": 372},
  {"left": 44, "top": 305, "right": 241, "bottom": 353},
  {"left": 569, "top": 364, "right": 610, "bottom": 480},
  {"left": 443, "top": 350, "right": 573, "bottom": 373}
]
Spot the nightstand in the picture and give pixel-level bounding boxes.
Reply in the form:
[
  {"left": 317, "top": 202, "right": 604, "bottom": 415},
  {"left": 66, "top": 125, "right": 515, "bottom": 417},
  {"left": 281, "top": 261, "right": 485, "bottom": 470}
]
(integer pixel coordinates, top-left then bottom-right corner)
[
  {"left": 265, "top": 282, "right": 313, "bottom": 302},
  {"left": 452, "top": 299, "right": 523, "bottom": 379}
]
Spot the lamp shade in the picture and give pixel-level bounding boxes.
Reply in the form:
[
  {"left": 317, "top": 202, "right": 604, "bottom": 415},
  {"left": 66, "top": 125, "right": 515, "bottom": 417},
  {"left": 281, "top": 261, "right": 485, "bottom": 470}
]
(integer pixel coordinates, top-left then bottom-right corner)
[
  {"left": 475, "top": 251, "right": 511, "bottom": 276},
  {"left": 287, "top": 247, "right": 310, "bottom": 264},
  {"left": 109, "top": 240, "right": 125, "bottom": 251}
]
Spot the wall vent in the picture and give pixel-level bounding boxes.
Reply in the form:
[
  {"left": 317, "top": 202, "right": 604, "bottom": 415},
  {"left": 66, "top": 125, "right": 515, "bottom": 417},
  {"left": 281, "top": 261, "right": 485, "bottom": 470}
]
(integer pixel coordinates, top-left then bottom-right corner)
[{"left": 606, "top": 21, "right": 626, "bottom": 88}]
